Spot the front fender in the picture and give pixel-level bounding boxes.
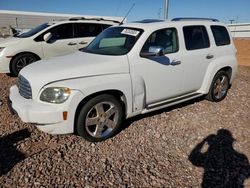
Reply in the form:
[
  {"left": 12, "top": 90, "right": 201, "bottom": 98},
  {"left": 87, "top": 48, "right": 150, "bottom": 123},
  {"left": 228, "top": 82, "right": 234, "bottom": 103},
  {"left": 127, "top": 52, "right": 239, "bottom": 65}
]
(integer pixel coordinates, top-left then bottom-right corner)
[{"left": 44, "top": 73, "right": 133, "bottom": 117}]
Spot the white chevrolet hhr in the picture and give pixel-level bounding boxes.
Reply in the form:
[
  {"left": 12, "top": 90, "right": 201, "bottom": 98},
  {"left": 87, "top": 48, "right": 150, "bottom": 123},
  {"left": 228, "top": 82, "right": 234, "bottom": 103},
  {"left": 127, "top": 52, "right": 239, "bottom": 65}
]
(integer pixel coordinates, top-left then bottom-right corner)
[{"left": 9, "top": 18, "right": 237, "bottom": 142}]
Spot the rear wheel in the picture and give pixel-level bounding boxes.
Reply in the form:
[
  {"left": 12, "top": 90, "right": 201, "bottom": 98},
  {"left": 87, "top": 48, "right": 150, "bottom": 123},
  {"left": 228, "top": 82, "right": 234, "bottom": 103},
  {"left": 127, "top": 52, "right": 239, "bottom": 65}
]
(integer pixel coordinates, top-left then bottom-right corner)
[
  {"left": 11, "top": 53, "right": 38, "bottom": 76},
  {"left": 76, "top": 94, "right": 124, "bottom": 142},
  {"left": 206, "top": 71, "right": 230, "bottom": 102}
]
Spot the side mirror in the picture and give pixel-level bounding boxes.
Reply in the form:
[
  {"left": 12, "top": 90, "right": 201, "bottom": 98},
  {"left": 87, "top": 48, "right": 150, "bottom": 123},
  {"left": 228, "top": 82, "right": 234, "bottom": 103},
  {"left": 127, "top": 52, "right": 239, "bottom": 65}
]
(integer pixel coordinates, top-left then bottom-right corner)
[
  {"left": 140, "top": 46, "right": 165, "bottom": 57},
  {"left": 43, "top": 32, "right": 52, "bottom": 42}
]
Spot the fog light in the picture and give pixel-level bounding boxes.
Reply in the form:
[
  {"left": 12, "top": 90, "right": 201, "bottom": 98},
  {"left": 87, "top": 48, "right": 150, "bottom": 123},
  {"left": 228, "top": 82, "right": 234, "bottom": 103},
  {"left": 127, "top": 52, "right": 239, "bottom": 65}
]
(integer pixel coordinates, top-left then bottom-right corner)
[{"left": 63, "top": 111, "right": 68, "bottom": 120}]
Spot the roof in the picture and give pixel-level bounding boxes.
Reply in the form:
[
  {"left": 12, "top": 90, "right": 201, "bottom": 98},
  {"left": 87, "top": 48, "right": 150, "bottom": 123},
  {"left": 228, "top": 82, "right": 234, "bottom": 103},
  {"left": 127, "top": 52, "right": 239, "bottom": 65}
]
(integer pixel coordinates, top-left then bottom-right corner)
[
  {"left": 121, "top": 18, "right": 226, "bottom": 31},
  {"left": 48, "top": 19, "right": 120, "bottom": 26}
]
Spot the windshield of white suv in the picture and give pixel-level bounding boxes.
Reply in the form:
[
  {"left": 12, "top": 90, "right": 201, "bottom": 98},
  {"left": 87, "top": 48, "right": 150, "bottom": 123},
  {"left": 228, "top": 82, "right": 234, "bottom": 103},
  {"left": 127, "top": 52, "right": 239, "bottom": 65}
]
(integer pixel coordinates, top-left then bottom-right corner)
[
  {"left": 83, "top": 27, "right": 143, "bottom": 55},
  {"left": 15, "top": 23, "right": 50, "bottom": 38}
]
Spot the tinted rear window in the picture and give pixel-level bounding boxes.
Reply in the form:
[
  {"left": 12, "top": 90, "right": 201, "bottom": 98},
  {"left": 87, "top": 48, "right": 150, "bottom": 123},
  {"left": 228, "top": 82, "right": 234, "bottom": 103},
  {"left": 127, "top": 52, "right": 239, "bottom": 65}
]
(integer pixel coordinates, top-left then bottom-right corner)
[
  {"left": 211, "top": 26, "right": 231, "bottom": 46},
  {"left": 49, "top": 23, "right": 74, "bottom": 40},
  {"left": 102, "top": 24, "right": 112, "bottom": 30},
  {"left": 183, "top": 26, "right": 210, "bottom": 50},
  {"left": 76, "top": 23, "right": 102, "bottom": 37}
]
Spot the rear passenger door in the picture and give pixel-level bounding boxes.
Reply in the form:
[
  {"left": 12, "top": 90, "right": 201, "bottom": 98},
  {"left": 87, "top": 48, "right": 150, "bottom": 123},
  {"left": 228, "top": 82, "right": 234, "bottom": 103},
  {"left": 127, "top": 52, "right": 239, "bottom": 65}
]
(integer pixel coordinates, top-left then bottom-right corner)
[
  {"left": 180, "top": 25, "right": 214, "bottom": 93},
  {"left": 75, "top": 23, "right": 111, "bottom": 49}
]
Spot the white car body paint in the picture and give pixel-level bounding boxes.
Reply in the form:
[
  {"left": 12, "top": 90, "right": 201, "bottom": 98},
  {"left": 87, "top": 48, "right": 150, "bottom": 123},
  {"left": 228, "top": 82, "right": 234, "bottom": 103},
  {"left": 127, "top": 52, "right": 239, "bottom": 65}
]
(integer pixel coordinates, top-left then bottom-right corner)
[
  {"left": 9, "top": 19, "right": 238, "bottom": 134},
  {"left": 0, "top": 19, "right": 120, "bottom": 73}
]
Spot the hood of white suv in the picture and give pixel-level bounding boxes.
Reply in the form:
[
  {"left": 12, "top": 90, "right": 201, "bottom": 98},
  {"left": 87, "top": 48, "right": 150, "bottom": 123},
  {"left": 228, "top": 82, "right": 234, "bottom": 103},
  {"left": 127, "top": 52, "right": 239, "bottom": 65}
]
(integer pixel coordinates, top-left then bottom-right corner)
[
  {"left": 0, "top": 37, "right": 23, "bottom": 47},
  {"left": 20, "top": 51, "right": 129, "bottom": 94}
]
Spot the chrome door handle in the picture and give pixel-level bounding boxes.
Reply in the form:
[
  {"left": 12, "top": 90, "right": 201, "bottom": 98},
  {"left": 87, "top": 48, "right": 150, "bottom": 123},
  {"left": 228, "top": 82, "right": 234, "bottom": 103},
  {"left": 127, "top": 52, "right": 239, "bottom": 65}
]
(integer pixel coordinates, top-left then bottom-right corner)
[
  {"left": 68, "top": 42, "right": 77, "bottom": 46},
  {"left": 206, "top": 54, "right": 214, "bottom": 59},
  {"left": 79, "top": 41, "right": 88, "bottom": 45},
  {"left": 171, "top": 60, "right": 181, "bottom": 66}
]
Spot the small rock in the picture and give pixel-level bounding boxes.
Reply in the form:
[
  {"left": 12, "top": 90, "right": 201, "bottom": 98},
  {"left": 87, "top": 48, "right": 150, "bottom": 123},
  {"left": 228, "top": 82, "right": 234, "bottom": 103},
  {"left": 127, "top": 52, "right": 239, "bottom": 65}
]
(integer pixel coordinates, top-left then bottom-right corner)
[{"left": 155, "top": 133, "right": 161, "bottom": 139}]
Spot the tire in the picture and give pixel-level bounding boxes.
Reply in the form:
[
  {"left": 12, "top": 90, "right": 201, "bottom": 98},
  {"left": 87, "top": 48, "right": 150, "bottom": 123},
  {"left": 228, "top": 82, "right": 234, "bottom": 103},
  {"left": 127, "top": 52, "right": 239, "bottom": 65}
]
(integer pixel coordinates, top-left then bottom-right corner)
[
  {"left": 206, "top": 70, "right": 230, "bottom": 102},
  {"left": 76, "top": 94, "right": 124, "bottom": 142},
  {"left": 10, "top": 53, "right": 38, "bottom": 76}
]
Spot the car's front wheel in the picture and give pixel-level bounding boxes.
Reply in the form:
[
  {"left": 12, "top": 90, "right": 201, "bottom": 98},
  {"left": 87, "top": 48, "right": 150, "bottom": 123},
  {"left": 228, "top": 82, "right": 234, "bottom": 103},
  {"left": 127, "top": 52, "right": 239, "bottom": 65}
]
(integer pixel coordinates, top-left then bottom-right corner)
[
  {"left": 11, "top": 53, "right": 38, "bottom": 76},
  {"left": 206, "top": 70, "right": 230, "bottom": 102},
  {"left": 76, "top": 94, "right": 124, "bottom": 142}
]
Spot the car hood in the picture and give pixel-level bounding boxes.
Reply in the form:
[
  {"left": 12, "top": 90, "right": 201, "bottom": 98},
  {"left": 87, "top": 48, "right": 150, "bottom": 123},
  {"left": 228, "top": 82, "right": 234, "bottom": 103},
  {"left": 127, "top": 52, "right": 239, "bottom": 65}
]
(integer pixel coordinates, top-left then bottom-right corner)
[
  {"left": 20, "top": 51, "right": 129, "bottom": 95},
  {"left": 0, "top": 37, "right": 23, "bottom": 47}
]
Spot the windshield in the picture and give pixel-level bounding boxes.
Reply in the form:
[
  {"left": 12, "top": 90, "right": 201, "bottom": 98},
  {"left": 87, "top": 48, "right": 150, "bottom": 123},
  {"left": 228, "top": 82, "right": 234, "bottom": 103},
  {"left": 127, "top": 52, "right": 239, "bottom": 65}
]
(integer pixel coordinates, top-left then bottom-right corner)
[
  {"left": 15, "top": 23, "right": 50, "bottom": 38},
  {"left": 83, "top": 27, "right": 143, "bottom": 55}
]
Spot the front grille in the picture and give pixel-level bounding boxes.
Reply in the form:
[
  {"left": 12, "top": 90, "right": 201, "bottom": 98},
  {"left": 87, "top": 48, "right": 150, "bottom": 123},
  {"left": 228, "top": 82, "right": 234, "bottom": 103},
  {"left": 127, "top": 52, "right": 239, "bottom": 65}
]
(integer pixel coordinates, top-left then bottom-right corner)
[{"left": 18, "top": 75, "right": 32, "bottom": 99}]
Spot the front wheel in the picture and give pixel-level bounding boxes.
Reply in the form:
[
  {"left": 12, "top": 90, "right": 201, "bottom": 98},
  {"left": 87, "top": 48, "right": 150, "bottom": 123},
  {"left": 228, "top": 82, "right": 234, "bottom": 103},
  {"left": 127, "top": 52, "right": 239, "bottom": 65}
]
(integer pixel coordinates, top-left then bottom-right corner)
[
  {"left": 206, "top": 71, "right": 230, "bottom": 102},
  {"left": 10, "top": 53, "right": 38, "bottom": 76},
  {"left": 76, "top": 94, "right": 124, "bottom": 142}
]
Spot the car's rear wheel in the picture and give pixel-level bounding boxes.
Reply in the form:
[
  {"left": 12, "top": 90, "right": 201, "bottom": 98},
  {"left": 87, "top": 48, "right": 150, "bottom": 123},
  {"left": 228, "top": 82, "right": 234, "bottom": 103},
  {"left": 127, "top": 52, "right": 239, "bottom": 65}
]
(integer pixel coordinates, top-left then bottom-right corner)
[
  {"left": 11, "top": 53, "right": 38, "bottom": 76},
  {"left": 76, "top": 94, "right": 124, "bottom": 142},
  {"left": 206, "top": 70, "right": 230, "bottom": 102}
]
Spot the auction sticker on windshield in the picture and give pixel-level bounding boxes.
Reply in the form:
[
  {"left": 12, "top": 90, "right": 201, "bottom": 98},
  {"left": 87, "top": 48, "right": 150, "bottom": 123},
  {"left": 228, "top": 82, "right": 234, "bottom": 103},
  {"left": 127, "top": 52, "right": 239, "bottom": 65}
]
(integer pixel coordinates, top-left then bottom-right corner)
[{"left": 121, "top": 29, "right": 140, "bottom": 37}]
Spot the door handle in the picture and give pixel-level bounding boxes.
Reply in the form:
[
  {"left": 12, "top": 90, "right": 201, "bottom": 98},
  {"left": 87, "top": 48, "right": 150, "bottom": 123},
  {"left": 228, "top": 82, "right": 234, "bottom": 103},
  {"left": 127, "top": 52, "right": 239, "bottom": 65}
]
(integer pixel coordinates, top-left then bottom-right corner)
[
  {"left": 67, "top": 42, "right": 77, "bottom": 46},
  {"left": 171, "top": 60, "right": 181, "bottom": 66},
  {"left": 206, "top": 54, "right": 214, "bottom": 59},
  {"left": 79, "top": 41, "right": 88, "bottom": 45}
]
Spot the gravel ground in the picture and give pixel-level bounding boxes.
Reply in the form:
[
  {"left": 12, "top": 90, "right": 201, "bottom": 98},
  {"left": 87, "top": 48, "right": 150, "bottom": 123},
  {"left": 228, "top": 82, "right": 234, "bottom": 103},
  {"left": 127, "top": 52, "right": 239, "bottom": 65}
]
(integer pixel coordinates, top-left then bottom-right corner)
[{"left": 0, "top": 66, "right": 250, "bottom": 187}]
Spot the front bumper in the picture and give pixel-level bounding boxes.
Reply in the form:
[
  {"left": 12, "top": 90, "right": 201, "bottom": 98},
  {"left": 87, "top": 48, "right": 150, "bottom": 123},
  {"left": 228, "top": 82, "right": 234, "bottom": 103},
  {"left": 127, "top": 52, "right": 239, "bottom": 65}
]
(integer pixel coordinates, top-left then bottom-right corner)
[
  {"left": 9, "top": 85, "right": 84, "bottom": 134},
  {"left": 9, "top": 85, "right": 64, "bottom": 124},
  {"left": 7, "top": 97, "right": 17, "bottom": 115}
]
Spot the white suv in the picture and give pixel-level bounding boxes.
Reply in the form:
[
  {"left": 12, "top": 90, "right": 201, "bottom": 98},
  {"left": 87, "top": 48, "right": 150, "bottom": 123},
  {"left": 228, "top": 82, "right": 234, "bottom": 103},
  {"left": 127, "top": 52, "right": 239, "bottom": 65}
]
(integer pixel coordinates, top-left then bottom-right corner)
[
  {"left": 0, "top": 17, "right": 121, "bottom": 76},
  {"left": 9, "top": 18, "right": 237, "bottom": 142}
]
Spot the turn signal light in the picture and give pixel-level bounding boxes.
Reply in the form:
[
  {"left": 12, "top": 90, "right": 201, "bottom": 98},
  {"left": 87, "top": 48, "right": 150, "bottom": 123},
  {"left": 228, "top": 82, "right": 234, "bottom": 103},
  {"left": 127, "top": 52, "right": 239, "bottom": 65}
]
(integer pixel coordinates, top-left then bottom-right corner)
[{"left": 63, "top": 111, "right": 68, "bottom": 120}]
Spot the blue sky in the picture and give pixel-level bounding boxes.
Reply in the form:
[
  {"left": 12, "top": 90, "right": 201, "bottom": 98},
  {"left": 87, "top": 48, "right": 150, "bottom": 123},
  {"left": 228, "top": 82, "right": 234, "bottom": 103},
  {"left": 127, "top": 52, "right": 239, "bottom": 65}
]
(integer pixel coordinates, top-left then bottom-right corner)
[{"left": 0, "top": 0, "right": 250, "bottom": 23}]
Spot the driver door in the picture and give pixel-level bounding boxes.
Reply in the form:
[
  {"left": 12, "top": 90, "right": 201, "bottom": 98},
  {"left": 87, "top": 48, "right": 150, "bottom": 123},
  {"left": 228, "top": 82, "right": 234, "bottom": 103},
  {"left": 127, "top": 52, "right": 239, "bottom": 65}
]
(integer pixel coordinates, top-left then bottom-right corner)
[{"left": 131, "top": 27, "right": 187, "bottom": 106}]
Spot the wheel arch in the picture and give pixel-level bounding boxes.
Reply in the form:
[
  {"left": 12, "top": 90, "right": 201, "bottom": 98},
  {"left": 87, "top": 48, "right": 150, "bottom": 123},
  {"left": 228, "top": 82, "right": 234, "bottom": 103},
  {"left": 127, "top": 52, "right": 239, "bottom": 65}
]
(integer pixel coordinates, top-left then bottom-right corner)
[
  {"left": 205, "top": 68, "right": 231, "bottom": 102},
  {"left": 200, "top": 64, "right": 234, "bottom": 94},
  {"left": 9, "top": 51, "right": 41, "bottom": 74},
  {"left": 219, "top": 66, "right": 232, "bottom": 80},
  {"left": 73, "top": 89, "right": 127, "bottom": 133},
  {"left": 211, "top": 66, "right": 233, "bottom": 85}
]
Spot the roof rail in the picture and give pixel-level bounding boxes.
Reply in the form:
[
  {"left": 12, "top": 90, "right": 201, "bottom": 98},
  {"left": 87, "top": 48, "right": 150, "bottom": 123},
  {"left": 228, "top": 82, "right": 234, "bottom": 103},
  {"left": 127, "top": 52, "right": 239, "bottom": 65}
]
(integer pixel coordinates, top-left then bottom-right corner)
[
  {"left": 172, "top": 18, "right": 219, "bottom": 22},
  {"left": 134, "top": 19, "right": 164, "bottom": 23},
  {"left": 69, "top": 17, "right": 121, "bottom": 24}
]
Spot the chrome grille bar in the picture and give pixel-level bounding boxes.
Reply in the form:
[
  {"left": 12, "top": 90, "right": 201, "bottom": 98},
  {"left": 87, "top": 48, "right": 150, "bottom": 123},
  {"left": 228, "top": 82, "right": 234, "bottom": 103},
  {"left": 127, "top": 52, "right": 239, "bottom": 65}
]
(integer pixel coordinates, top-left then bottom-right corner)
[{"left": 18, "top": 75, "right": 32, "bottom": 99}]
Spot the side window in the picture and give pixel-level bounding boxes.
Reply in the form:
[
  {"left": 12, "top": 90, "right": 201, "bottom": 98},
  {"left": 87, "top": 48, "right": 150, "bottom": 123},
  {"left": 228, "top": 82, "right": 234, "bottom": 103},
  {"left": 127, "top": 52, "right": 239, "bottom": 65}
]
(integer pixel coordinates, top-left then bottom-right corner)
[
  {"left": 141, "top": 28, "right": 179, "bottom": 54},
  {"left": 102, "top": 24, "right": 112, "bottom": 31},
  {"left": 47, "top": 23, "right": 74, "bottom": 40},
  {"left": 183, "top": 26, "right": 210, "bottom": 50},
  {"left": 211, "top": 26, "right": 231, "bottom": 46},
  {"left": 34, "top": 34, "right": 44, "bottom": 42},
  {"left": 76, "top": 23, "right": 102, "bottom": 38}
]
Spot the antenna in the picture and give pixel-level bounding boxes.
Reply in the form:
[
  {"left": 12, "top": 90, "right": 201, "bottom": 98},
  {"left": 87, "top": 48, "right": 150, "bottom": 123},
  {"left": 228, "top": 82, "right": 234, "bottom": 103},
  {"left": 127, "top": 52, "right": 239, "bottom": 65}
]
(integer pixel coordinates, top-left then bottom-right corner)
[
  {"left": 120, "top": 3, "right": 135, "bottom": 25},
  {"left": 164, "top": 0, "right": 169, "bottom": 20}
]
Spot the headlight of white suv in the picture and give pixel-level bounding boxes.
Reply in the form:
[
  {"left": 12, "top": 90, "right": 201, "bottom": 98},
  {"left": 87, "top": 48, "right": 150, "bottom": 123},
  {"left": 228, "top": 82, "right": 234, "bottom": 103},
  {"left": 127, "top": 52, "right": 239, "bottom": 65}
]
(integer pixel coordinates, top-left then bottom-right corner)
[{"left": 40, "top": 87, "right": 71, "bottom": 104}]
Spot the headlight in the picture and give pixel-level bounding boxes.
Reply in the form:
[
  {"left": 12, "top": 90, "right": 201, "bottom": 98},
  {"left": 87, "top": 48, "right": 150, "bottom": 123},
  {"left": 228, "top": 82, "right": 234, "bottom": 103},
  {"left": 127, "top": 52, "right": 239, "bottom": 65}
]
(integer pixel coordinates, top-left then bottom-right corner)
[{"left": 40, "top": 87, "right": 71, "bottom": 104}]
